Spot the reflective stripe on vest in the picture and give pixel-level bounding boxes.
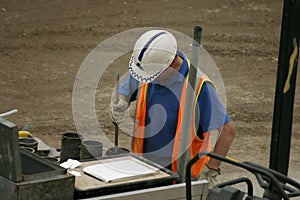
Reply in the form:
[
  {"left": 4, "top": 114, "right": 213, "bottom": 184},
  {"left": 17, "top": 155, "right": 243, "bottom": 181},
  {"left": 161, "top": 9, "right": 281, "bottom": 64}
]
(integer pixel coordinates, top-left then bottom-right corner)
[
  {"left": 132, "top": 60, "right": 212, "bottom": 178},
  {"left": 131, "top": 83, "right": 148, "bottom": 154}
]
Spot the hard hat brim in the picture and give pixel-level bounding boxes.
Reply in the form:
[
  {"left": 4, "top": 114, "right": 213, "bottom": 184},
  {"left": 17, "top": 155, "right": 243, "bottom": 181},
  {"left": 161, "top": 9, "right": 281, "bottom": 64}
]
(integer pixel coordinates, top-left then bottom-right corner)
[{"left": 129, "top": 54, "right": 175, "bottom": 83}]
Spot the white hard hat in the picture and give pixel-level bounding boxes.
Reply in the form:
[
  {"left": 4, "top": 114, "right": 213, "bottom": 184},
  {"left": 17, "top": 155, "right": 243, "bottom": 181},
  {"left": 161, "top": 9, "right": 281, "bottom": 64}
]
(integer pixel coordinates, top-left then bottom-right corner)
[{"left": 129, "top": 30, "right": 177, "bottom": 83}]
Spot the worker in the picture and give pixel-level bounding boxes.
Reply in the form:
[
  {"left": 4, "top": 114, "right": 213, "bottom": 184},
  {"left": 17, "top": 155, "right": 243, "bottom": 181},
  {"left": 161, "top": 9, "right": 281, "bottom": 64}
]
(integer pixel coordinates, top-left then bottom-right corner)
[{"left": 109, "top": 29, "right": 236, "bottom": 189}]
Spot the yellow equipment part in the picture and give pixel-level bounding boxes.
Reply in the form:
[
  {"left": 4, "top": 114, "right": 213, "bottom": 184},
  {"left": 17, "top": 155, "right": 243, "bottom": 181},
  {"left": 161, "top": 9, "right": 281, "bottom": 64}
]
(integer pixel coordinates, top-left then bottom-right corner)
[{"left": 18, "top": 131, "right": 33, "bottom": 138}]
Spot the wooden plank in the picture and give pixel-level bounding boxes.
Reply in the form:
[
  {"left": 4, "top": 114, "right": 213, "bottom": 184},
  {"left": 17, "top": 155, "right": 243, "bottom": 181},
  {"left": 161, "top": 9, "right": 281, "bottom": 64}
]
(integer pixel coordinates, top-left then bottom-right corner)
[
  {"left": 82, "top": 180, "right": 208, "bottom": 200},
  {"left": 0, "top": 118, "right": 22, "bottom": 182}
]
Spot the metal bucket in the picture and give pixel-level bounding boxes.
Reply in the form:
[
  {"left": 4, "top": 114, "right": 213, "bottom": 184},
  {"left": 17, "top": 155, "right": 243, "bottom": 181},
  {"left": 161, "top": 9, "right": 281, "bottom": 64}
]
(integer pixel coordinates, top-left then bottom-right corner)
[
  {"left": 59, "top": 132, "right": 82, "bottom": 163},
  {"left": 19, "top": 137, "right": 38, "bottom": 152},
  {"left": 80, "top": 140, "right": 103, "bottom": 160},
  {"left": 20, "top": 146, "right": 35, "bottom": 153}
]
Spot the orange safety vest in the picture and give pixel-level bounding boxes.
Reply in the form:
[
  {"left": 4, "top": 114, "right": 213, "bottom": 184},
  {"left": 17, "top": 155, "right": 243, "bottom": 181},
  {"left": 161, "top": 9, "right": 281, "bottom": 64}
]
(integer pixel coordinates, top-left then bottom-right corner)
[{"left": 132, "top": 60, "right": 212, "bottom": 178}]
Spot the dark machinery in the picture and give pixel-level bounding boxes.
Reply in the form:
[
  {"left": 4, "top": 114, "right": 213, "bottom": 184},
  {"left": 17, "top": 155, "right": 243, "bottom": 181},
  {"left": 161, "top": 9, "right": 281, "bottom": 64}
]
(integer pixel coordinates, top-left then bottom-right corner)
[
  {"left": 186, "top": 152, "right": 300, "bottom": 200},
  {"left": 185, "top": 0, "right": 300, "bottom": 199}
]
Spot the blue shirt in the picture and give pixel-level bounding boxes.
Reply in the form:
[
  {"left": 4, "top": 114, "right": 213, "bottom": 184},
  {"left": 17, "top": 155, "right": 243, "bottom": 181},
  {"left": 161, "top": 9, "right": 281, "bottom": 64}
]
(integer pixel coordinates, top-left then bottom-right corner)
[{"left": 119, "top": 52, "right": 230, "bottom": 159}]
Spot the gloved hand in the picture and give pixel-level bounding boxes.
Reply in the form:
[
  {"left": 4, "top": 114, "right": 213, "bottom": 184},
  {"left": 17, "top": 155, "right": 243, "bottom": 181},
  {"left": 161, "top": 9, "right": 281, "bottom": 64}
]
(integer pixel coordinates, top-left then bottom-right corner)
[
  {"left": 109, "top": 98, "right": 128, "bottom": 124},
  {"left": 198, "top": 164, "right": 221, "bottom": 191}
]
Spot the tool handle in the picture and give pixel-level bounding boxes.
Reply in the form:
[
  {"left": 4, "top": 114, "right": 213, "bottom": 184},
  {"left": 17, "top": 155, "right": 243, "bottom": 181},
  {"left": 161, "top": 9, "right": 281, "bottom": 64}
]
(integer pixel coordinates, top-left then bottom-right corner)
[
  {"left": 177, "top": 26, "right": 203, "bottom": 182},
  {"left": 114, "top": 74, "right": 119, "bottom": 147},
  {"left": 115, "top": 74, "right": 119, "bottom": 104}
]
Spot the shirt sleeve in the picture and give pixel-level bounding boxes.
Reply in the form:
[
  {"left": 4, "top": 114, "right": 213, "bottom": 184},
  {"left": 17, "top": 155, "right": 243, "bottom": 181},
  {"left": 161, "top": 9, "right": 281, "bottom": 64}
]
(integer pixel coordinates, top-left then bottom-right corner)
[
  {"left": 196, "top": 82, "right": 231, "bottom": 138},
  {"left": 119, "top": 74, "right": 139, "bottom": 103}
]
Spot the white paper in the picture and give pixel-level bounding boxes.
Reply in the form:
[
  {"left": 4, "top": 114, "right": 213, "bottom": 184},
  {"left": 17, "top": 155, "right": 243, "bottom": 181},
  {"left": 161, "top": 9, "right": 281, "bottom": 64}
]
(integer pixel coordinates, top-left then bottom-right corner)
[
  {"left": 83, "top": 157, "right": 159, "bottom": 182},
  {"left": 69, "top": 170, "right": 81, "bottom": 177},
  {"left": 60, "top": 159, "right": 81, "bottom": 169}
]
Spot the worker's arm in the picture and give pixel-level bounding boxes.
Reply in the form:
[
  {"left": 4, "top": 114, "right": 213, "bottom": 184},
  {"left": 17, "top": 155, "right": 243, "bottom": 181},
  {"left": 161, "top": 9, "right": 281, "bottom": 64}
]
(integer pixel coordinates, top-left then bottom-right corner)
[
  {"left": 196, "top": 82, "right": 236, "bottom": 167},
  {"left": 119, "top": 73, "right": 139, "bottom": 103},
  {"left": 198, "top": 121, "right": 235, "bottom": 191},
  {"left": 109, "top": 74, "right": 139, "bottom": 123},
  {"left": 207, "top": 121, "right": 236, "bottom": 170}
]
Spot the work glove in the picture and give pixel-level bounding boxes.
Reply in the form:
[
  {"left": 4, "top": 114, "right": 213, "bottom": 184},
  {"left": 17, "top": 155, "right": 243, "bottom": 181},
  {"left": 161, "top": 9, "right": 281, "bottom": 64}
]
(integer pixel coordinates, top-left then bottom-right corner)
[
  {"left": 109, "top": 98, "right": 128, "bottom": 124},
  {"left": 198, "top": 165, "right": 221, "bottom": 191}
]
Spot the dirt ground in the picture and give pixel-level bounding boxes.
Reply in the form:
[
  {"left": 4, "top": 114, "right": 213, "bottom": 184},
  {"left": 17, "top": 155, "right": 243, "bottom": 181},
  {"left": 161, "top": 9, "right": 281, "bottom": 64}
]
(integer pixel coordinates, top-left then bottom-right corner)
[{"left": 1, "top": 0, "right": 300, "bottom": 197}]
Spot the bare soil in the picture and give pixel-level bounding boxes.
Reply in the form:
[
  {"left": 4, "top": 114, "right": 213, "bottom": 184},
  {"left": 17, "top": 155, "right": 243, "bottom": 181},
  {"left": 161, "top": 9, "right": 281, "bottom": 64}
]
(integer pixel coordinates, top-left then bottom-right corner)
[{"left": 1, "top": 0, "right": 299, "bottom": 196}]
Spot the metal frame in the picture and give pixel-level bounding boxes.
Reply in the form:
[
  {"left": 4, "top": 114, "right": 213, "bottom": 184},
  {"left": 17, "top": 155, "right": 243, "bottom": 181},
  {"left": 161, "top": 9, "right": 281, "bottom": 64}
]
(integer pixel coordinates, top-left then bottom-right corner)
[{"left": 269, "top": 0, "right": 300, "bottom": 175}]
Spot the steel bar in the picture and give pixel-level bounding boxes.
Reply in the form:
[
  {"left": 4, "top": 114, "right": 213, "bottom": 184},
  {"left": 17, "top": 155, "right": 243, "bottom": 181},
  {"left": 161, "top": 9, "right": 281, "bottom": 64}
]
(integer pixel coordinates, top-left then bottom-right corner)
[{"left": 177, "top": 26, "right": 202, "bottom": 182}]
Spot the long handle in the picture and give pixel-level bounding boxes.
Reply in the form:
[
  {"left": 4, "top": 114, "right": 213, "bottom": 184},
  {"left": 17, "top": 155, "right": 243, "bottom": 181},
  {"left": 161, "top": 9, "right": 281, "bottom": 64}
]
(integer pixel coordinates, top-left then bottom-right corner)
[
  {"left": 114, "top": 74, "right": 119, "bottom": 147},
  {"left": 177, "top": 26, "right": 202, "bottom": 182}
]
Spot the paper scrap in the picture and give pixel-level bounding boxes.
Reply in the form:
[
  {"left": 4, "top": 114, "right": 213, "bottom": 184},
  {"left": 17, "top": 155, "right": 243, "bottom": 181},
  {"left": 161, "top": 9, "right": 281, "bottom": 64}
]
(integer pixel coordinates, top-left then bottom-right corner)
[
  {"left": 69, "top": 170, "right": 81, "bottom": 177},
  {"left": 60, "top": 159, "right": 81, "bottom": 169}
]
